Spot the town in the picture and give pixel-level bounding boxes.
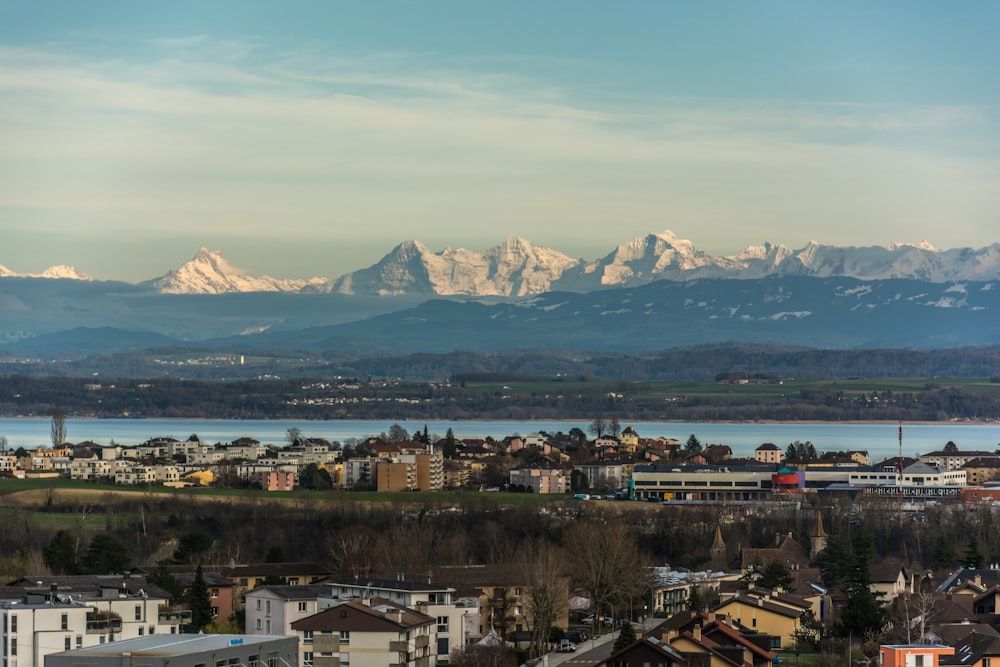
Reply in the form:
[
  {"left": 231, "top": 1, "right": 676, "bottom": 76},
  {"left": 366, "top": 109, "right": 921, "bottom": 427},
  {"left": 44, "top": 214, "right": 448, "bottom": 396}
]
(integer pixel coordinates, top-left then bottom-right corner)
[{"left": 2, "top": 419, "right": 1000, "bottom": 667}]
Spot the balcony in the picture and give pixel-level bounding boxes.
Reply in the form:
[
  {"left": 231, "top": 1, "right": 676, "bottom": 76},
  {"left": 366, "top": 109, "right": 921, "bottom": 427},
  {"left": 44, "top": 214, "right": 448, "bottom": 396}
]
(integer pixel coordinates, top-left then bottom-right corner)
[
  {"left": 389, "top": 641, "right": 410, "bottom": 653},
  {"left": 414, "top": 635, "right": 429, "bottom": 649},
  {"left": 86, "top": 618, "right": 122, "bottom": 634},
  {"left": 158, "top": 607, "right": 193, "bottom": 625}
]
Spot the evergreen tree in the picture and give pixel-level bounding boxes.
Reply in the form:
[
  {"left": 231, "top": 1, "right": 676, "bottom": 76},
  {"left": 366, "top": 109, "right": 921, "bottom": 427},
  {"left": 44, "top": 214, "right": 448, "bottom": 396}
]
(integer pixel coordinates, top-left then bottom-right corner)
[
  {"left": 963, "top": 535, "right": 985, "bottom": 569},
  {"left": 686, "top": 585, "right": 704, "bottom": 611},
  {"left": 187, "top": 564, "right": 214, "bottom": 632},
  {"left": 81, "top": 533, "right": 130, "bottom": 574},
  {"left": 835, "top": 532, "right": 886, "bottom": 638},
  {"left": 613, "top": 621, "right": 637, "bottom": 652},
  {"left": 147, "top": 561, "right": 184, "bottom": 599},
  {"left": 757, "top": 561, "right": 795, "bottom": 591},
  {"left": 931, "top": 536, "right": 955, "bottom": 570},
  {"left": 43, "top": 530, "right": 78, "bottom": 575},
  {"left": 685, "top": 434, "right": 702, "bottom": 455}
]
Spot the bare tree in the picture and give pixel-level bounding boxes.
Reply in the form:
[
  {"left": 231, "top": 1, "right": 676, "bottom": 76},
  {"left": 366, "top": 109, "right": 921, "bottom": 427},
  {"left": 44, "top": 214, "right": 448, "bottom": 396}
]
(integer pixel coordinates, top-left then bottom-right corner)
[
  {"left": 51, "top": 406, "right": 66, "bottom": 448},
  {"left": 330, "top": 525, "right": 379, "bottom": 579},
  {"left": 519, "top": 541, "right": 566, "bottom": 657},
  {"left": 563, "top": 520, "right": 645, "bottom": 620},
  {"left": 588, "top": 418, "right": 608, "bottom": 438},
  {"left": 449, "top": 642, "right": 516, "bottom": 667}
]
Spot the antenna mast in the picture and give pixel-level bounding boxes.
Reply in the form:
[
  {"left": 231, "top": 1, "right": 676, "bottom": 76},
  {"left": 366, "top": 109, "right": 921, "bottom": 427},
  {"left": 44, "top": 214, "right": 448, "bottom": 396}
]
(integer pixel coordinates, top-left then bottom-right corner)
[{"left": 898, "top": 421, "right": 903, "bottom": 524}]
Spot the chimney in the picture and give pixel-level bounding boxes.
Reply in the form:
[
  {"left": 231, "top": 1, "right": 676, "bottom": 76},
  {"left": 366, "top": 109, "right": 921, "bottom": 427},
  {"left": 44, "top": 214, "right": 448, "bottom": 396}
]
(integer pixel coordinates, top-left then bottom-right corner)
[
  {"left": 693, "top": 624, "right": 702, "bottom": 641},
  {"left": 975, "top": 575, "right": 982, "bottom": 587},
  {"left": 385, "top": 609, "right": 403, "bottom": 624}
]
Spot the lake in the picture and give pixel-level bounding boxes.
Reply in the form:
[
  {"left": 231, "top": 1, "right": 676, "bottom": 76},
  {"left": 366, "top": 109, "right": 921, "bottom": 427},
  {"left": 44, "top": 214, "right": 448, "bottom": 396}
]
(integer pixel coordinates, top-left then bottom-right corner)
[{"left": 1, "top": 418, "right": 999, "bottom": 461}]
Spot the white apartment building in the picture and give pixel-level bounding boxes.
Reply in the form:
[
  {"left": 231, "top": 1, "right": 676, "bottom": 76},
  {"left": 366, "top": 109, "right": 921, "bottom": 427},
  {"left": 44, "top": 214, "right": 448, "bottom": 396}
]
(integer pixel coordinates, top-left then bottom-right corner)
[{"left": 245, "top": 585, "right": 332, "bottom": 637}]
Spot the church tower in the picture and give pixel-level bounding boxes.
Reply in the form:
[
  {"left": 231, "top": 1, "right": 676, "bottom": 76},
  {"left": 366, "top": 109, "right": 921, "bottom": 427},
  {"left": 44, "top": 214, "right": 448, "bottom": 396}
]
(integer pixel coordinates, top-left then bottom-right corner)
[
  {"left": 809, "top": 511, "right": 828, "bottom": 559},
  {"left": 710, "top": 525, "right": 727, "bottom": 564}
]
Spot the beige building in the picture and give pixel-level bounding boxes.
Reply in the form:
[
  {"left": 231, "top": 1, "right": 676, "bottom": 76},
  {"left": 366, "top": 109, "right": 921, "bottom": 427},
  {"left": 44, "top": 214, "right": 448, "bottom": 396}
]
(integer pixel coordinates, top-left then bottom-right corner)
[
  {"left": 755, "top": 443, "right": 784, "bottom": 464},
  {"left": 292, "top": 598, "right": 436, "bottom": 667}
]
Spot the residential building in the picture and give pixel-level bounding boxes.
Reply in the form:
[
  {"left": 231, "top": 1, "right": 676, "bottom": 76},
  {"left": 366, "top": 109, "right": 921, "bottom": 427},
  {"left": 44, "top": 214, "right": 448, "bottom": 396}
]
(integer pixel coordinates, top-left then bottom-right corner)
[
  {"left": 291, "top": 598, "right": 436, "bottom": 667},
  {"left": 5, "top": 575, "right": 188, "bottom": 640},
  {"left": 920, "top": 451, "right": 1000, "bottom": 471},
  {"left": 755, "top": 444, "right": 783, "bottom": 465},
  {"left": 880, "top": 644, "right": 955, "bottom": 667},
  {"left": 435, "top": 564, "right": 569, "bottom": 639},
  {"left": 246, "top": 585, "right": 332, "bottom": 637},
  {"left": 595, "top": 635, "right": 688, "bottom": 667},
  {"left": 224, "top": 563, "right": 333, "bottom": 610},
  {"left": 320, "top": 577, "right": 477, "bottom": 661},
  {"left": 508, "top": 466, "right": 565, "bottom": 494}
]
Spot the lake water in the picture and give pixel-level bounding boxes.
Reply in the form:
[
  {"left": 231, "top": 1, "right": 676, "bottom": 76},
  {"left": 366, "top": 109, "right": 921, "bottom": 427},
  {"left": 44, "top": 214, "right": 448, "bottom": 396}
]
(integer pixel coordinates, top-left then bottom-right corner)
[{"left": 1, "top": 418, "right": 999, "bottom": 461}]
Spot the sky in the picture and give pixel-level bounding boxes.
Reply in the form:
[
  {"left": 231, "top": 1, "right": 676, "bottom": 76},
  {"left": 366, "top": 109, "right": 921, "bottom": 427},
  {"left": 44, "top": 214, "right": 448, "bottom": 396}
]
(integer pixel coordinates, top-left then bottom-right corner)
[{"left": 1, "top": 1, "right": 998, "bottom": 282}]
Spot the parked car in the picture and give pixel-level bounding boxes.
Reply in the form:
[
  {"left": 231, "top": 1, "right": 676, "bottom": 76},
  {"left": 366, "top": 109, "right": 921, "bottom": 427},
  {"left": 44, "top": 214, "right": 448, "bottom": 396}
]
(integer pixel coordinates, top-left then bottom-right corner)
[
  {"left": 557, "top": 640, "right": 577, "bottom": 653},
  {"left": 566, "top": 630, "right": 588, "bottom": 644}
]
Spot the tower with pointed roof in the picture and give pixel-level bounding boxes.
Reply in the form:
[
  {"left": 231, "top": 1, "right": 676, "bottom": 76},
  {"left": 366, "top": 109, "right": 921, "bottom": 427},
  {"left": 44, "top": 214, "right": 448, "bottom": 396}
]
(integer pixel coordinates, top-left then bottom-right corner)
[
  {"left": 710, "top": 525, "right": 727, "bottom": 563},
  {"left": 808, "top": 511, "right": 828, "bottom": 559}
]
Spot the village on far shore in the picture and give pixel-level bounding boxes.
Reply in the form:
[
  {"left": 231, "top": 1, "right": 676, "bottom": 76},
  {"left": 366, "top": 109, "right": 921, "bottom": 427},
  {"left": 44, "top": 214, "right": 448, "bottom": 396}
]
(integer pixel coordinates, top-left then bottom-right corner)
[{"left": 4, "top": 423, "right": 1000, "bottom": 509}]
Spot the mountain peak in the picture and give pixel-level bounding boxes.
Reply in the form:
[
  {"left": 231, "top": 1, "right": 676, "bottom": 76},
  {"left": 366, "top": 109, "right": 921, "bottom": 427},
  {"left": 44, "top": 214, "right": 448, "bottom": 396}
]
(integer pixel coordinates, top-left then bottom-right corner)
[{"left": 147, "top": 249, "right": 321, "bottom": 294}]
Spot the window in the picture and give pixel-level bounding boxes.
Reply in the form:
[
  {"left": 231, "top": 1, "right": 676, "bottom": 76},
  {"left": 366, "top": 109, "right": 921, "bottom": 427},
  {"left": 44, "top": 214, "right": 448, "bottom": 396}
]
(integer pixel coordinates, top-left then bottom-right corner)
[
  {"left": 256, "top": 619, "right": 262, "bottom": 631},
  {"left": 65, "top": 637, "right": 71, "bottom": 651},
  {"left": 136, "top": 605, "right": 143, "bottom": 621},
  {"left": 249, "top": 656, "right": 259, "bottom": 667},
  {"left": 437, "top": 616, "right": 449, "bottom": 633},
  {"left": 266, "top": 620, "right": 271, "bottom": 634},
  {"left": 267, "top": 654, "right": 279, "bottom": 667},
  {"left": 266, "top": 601, "right": 272, "bottom": 615},
  {"left": 340, "top": 631, "right": 350, "bottom": 645},
  {"left": 437, "top": 638, "right": 449, "bottom": 656},
  {"left": 9, "top": 616, "right": 16, "bottom": 633},
  {"left": 61, "top": 614, "right": 68, "bottom": 630},
  {"left": 914, "top": 656, "right": 925, "bottom": 667},
  {"left": 256, "top": 599, "right": 262, "bottom": 611},
  {"left": 11, "top": 640, "right": 17, "bottom": 656},
  {"left": 298, "top": 602, "right": 308, "bottom": 613},
  {"left": 303, "top": 653, "right": 313, "bottom": 667},
  {"left": 302, "top": 631, "right": 314, "bottom": 644},
  {"left": 211, "top": 589, "right": 219, "bottom": 599},
  {"left": 139, "top": 627, "right": 144, "bottom": 636},
  {"left": 216, "top": 660, "right": 226, "bottom": 667}
]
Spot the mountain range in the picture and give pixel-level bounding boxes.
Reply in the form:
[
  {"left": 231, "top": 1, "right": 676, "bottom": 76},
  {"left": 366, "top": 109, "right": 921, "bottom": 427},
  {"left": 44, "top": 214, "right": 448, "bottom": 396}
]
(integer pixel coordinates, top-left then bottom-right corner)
[
  {"left": 3, "top": 230, "right": 1000, "bottom": 296},
  {"left": 2, "top": 231, "right": 1000, "bottom": 366}
]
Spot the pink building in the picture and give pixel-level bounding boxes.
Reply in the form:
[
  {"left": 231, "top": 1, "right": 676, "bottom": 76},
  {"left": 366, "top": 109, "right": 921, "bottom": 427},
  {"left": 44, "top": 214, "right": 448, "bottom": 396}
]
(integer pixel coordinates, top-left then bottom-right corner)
[
  {"left": 509, "top": 466, "right": 566, "bottom": 494},
  {"left": 252, "top": 470, "right": 296, "bottom": 491}
]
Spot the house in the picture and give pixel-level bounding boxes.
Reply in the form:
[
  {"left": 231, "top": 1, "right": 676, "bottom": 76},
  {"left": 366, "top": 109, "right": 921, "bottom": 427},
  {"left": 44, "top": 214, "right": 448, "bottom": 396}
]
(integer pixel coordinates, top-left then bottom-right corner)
[
  {"left": 45, "top": 634, "right": 298, "bottom": 667},
  {"left": 755, "top": 444, "right": 783, "bottom": 465},
  {"left": 713, "top": 593, "right": 810, "bottom": 649},
  {"left": 740, "top": 534, "right": 811, "bottom": 572},
  {"left": 291, "top": 597, "right": 436, "bottom": 667},
  {"left": 595, "top": 635, "right": 689, "bottom": 667},
  {"left": 941, "top": 631, "right": 1000, "bottom": 667},
  {"left": 655, "top": 612, "right": 778, "bottom": 667},
  {"left": 870, "top": 562, "right": 911, "bottom": 600},
  {"left": 223, "top": 562, "right": 333, "bottom": 608},
  {"left": 321, "top": 576, "right": 479, "bottom": 660},
  {"left": 880, "top": 644, "right": 955, "bottom": 667},
  {"left": 436, "top": 564, "right": 570, "bottom": 639}
]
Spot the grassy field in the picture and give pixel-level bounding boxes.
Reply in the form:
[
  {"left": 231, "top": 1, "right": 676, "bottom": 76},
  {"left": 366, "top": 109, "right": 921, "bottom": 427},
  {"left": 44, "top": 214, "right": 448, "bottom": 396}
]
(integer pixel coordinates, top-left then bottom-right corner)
[
  {"left": 465, "top": 376, "right": 1000, "bottom": 402},
  {"left": 0, "top": 477, "right": 568, "bottom": 508}
]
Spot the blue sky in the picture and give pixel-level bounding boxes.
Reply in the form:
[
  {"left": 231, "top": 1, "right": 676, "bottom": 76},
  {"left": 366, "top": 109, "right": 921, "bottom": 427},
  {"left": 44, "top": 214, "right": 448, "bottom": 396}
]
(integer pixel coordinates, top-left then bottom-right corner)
[{"left": 1, "top": 1, "right": 998, "bottom": 281}]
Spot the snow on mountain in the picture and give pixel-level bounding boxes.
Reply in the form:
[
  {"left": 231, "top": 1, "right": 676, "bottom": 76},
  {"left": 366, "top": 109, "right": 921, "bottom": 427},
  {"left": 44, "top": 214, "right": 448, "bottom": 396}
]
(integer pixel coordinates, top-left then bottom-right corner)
[
  {"left": 4, "top": 234, "right": 1000, "bottom": 296},
  {"left": 146, "top": 248, "right": 325, "bottom": 294},
  {"left": 0, "top": 264, "right": 93, "bottom": 280},
  {"left": 324, "top": 236, "right": 579, "bottom": 296}
]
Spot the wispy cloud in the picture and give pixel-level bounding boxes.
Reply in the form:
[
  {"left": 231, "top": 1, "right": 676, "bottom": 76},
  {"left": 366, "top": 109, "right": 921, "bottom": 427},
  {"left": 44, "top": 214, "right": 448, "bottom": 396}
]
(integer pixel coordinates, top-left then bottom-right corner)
[{"left": 1, "top": 37, "right": 997, "bottom": 267}]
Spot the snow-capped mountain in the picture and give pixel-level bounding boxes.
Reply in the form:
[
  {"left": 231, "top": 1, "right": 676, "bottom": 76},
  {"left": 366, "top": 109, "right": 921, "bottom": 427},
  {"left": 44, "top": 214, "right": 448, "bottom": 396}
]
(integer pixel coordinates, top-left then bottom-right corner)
[
  {"left": 322, "top": 235, "right": 579, "bottom": 296},
  {"left": 0, "top": 263, "right": 93, "bottom": 280},
  {"left": 145, "top": 247, "right": 325, "bottom": 295},
  {"left": 4, "top": 232, "right": 1000, "bottom": 296}
]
